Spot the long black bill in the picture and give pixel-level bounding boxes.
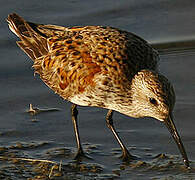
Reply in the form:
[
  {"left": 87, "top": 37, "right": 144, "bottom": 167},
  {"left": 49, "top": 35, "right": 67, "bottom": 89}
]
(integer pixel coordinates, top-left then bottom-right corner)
[{"left": 164, "top": 114, "right": 190, "bottom": 168}]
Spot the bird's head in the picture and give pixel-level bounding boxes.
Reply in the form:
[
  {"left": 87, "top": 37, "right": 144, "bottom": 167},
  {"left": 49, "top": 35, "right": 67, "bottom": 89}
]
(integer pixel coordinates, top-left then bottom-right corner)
[{"left": 130, "top": 69, "right": 175, "bottom": 121}]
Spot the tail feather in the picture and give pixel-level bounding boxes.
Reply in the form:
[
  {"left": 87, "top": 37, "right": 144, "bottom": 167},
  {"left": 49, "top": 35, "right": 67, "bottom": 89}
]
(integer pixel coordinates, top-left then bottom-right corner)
[{"left": 7, "top": 13, "right": 48, "bottom": 61}]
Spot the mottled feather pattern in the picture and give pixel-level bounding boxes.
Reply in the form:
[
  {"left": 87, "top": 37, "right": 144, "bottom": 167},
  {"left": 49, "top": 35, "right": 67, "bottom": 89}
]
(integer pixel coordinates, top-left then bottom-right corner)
[
  {"left": 7, "top": 13, "right": 160, "bottom": 111},
  {"left": 34, "top": 26, "right": 158, "bottom": 98}
]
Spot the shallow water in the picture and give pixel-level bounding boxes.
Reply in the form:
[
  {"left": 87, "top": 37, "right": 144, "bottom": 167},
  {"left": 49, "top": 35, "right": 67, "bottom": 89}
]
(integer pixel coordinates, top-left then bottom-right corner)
[{"left": 1, "top": 0, "right": 195, "bottom": 179}]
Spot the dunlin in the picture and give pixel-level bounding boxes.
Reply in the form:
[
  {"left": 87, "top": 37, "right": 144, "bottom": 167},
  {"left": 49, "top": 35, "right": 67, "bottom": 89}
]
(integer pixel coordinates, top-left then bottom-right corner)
[{"left": 7, "top": 13, "right": 190, "bottom": 168}]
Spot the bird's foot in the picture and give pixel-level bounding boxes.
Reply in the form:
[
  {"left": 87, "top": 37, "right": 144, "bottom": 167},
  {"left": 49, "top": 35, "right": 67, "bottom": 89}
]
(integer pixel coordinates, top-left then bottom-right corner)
[
  {"left": 120, "top": 150, "right": 138, "bottom": 162},
  {"left": 74, "top": 148, "right": 92, "bottom": 161}
]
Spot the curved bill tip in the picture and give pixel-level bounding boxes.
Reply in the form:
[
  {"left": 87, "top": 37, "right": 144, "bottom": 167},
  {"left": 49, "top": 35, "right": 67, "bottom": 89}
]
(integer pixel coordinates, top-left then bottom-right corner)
[{"left": 164, "top": 114, "right": 190, "bottom": 168}]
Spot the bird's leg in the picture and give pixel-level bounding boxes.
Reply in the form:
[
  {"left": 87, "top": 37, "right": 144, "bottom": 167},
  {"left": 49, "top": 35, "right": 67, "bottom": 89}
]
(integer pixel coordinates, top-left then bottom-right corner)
[
  {"left": 71, "top": 104, "right": 84, "bottom": 159},
  {"left": 106, "top": 109, "right": 135, "bottom": 161}
]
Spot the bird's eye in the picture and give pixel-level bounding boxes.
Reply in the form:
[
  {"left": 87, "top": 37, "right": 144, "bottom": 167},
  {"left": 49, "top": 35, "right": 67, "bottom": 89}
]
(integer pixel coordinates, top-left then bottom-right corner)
[{"left": 149, "top": 98, "right": 157, "bottom": 105}]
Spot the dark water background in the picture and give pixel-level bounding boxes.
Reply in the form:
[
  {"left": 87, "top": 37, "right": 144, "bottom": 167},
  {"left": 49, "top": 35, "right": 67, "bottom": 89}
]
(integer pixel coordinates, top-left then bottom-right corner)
[{"left": 1, "top": 0, "right": 195, "bottom": 179}]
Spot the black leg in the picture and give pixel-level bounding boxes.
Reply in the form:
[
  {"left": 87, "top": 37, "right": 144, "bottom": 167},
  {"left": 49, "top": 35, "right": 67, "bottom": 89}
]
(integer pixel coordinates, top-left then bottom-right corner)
[
  {"left": 71, "top": 104, "right": 84, "bottom": 159},
  {"left": 106, "top": 109, "right": 135, "bottom": 161}
]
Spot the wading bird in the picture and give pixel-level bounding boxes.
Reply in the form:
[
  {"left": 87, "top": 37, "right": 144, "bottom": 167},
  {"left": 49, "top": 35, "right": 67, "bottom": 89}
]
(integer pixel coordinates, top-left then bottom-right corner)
[{"left": 7, "top": 13, "right": 190, "bottom": 168}]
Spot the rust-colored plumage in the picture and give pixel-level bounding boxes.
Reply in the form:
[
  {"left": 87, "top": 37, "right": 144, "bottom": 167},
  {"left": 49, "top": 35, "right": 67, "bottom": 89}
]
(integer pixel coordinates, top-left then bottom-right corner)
[
  {"left": 7, "top": 13, "right": 190, "bottom": 168},
  {"left": 7, "top": 13, "right": 158, "bottom": 101}
]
